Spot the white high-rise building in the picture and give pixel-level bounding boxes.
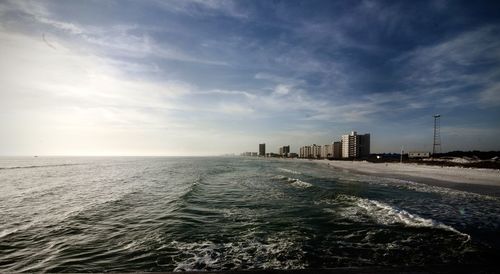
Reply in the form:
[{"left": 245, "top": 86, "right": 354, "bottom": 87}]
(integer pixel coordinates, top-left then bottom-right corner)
[
  {"left": 299, "top": 145, "right": 314, "bottom": 158},
  {"left": 342, "top": 131, "right": 357, "bottom": 158},
  {"left": 312, "top": 144, "right": 321, "bottom": 158},
  {"left": 341, "top": 131, "right": 370, "bottom": 158},
  {"left": 321, "top": 144, "right": 333, "bottom": 158}
]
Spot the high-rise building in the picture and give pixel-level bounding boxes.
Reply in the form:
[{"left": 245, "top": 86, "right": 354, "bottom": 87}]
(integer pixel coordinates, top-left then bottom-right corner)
[
  {"left": 341, "top": 131, "right": 370, "bottom": 158},
  {"left": 299, "top": 145, "right": 313, "bottom": 158},
  {"left": 341, "top": 132, "right": 357, "bottom": 158},
  {"left": 358, "top": 134, "right": 370, "bottom": 158},
  {"left": 311, "top": 144, "right": 321, "bottom": 158},
  {"left": 279, "top": 145, "right": 290, "bottom": 157},
  {"left": 321, "top": 144, "right": 333, "bottom": 158},
  {"left": 333, "top": 141, "right": 342, "bottom": 159},
  {"left": 259, "top": 143, "right": 266, "bottom": 156}
]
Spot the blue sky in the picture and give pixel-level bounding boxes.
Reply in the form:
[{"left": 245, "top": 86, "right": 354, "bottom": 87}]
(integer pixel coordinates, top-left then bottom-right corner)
[{"left": 0, "top": 0, "right": 499, "bottom": 155}]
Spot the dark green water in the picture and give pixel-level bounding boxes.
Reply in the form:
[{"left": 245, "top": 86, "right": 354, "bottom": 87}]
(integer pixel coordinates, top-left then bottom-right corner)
[{"left": 0, "top": 157, "right": 499, "bottom": 271}]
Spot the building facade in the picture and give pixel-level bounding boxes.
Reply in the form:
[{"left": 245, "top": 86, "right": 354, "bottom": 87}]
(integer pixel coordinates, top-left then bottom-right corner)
[
  {"left": 341, "top": 131, "right": 370, "bottom": 158},
  {"left": 321, "top": 144, "right": 333, "bottom": 158},
  {"left": 341, "top": 132, "right": 358, "bottom": 158},
  {"left": 259, "top": 143, "right": 266, "bottom": 156},
  {"left": 299, "top": 145, "right": 312, "bottom": 158},
  {"left": 333, "top": 141, "right": 342, "bottom": 159},
  {"left": 359, "top": 133, "right": 370, "bottom": 158},
  {"left": 311, "top": 144, "right": 321, "bottom": 158},
  {"left": 279, "top": 145, "right": 290, "bottom": 157}
]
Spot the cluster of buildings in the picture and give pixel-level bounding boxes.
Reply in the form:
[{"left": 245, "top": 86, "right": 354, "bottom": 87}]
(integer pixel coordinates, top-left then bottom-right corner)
[
  {"left": 299, "top": 143, "right": 340, "bottom": 159},
  {"left": 241, "top": 152, "right": 259, "bottom": 157},
  {"left": 241, "top": 131, "right": 371, "bottom": 160},
  {"left": 242, "top": 144, "right": 297, "bottom": 158},
  {"left": 299, "top": 131, "right": 370, "bottom": 159}
]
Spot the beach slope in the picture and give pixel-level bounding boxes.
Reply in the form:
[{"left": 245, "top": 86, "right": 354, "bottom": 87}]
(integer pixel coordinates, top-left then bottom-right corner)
[{"left": 314, "top": 160, "right": 500, "bottom": 187}]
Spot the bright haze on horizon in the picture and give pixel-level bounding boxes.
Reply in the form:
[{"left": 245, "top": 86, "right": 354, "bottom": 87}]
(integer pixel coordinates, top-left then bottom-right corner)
[{"left": 0, "top": 0, "right": 499, "bottom": 156}]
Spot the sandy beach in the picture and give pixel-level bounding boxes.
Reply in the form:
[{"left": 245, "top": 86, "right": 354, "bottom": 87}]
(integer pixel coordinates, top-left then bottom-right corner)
[{"left": 307, "top": 159, "right": 500, "bottom": 187}]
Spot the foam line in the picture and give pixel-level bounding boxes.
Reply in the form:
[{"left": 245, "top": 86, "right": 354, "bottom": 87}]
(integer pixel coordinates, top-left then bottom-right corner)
[{"left": 337, "top": 195, "right": 471, "bottom": 240}]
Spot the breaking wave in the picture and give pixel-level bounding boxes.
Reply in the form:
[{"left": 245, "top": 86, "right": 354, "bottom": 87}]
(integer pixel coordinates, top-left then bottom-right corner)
[
  {"left": 277, "top": 168, "right": 302, "bottom": 175},
  {"left": 272, "top": 175, "right": 312, "bottom": 189},
  {"left": 325, "top": 195, "right": 470, "bottom": 240}
]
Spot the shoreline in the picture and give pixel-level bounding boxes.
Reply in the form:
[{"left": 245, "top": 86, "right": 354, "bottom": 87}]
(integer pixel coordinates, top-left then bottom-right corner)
[{"left": 295, "top": 158, "right": 500, "bottom": 196}]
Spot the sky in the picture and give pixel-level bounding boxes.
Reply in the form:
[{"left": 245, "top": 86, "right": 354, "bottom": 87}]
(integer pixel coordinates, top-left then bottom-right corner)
[{"left": 0, "top": 0, "right": 499, "bottom": 156}]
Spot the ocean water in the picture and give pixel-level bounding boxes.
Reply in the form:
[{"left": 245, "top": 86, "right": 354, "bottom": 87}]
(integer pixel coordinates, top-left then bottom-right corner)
[{"left": 0, "top": 156, "right": 499, "bottom": 272}]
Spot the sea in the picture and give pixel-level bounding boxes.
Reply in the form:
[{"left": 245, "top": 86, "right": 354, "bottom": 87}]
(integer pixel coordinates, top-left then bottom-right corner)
[{"left": 0, "top": 156, "right": 499, "bottom": 272}]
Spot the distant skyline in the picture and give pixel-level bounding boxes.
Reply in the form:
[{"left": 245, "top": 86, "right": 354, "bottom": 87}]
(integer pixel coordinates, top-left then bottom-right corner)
[{"left": 1, "top": 0, "right": 499, "bottom": 156}]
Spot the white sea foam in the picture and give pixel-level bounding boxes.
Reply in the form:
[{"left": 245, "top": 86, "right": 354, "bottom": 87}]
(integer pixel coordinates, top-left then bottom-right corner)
[
  {"left": 277, "top": 168, "right": 301, "bottom": 175},
  {"left": 331, "top": 195, "right": 470, "bottom": 240},
  {"left": 170, "top": 233, "right": 306, "bottom": 271},
  {"left": 172, "top": 241, "right": 221, "bottom": 271},
  {"left": 272, "top": 175, "right": 312, "bottom": 188},
  {"left": 287, "top": 178, "right": 312, "bottom": 189}
]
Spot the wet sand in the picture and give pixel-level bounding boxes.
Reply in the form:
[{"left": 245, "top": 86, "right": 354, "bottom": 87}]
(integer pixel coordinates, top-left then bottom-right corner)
[{"left": 303, "top": 159, "right": 500, "bottom": 196}]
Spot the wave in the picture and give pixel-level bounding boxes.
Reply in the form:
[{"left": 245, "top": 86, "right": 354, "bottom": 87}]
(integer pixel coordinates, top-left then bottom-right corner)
[
  {"left": 1, "top": 186, "right": 146, "bottom": 240},
  {"left": 288, "top": 178, "right": 312, "bottom": 189},
  {"left": 277, "top": 168, "right": 301, "bottom": 175},
  {"left": 171, "top": 241, "right": 220, "bottom": 271},
  {"left": 0, "top": 163, "right": 80, "bottom": 170},
  {"left": 272, "top": 175, "right": 312, "bottom": 189},
  {"left": 0, "top": 222, "right": 35, "bottom": 239},
  {"left": 327, "top": 195, "right": 470, "bottom": 240},
  {"left": 168, "top": 233, "right": 306, "bottom": 271},
  {"left": 175, "top": 177, "right": 205, "bottom": 206}
]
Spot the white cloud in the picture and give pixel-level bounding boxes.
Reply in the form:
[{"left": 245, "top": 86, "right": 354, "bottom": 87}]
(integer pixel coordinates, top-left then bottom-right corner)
[
  {"left": 0, "top": 31, "right": 190, "bottom": 109},
  {"left": 195, "top": 89, "right": 257, "bottom": 99},
  {"left": 217, "top": 103, "right": 254, "bottom": 115},
  {"left": 151, "top": 0, "right": 249, "bottom": 19},
  {"left": 0, "top": 30, "right": 292, "bottom": 155},
  {"left": 0, "top": 0, "right": 50, "bottom": 18},
  {"left": 479, "top": 83, "right": 500, "bottom": 107},
  {"left": 37, "top": 16, "right": 84, "bottom": 34},
  {"left": 396, "top": 26, "right": 500, "bottom": 85},
  {"left": 274, "top": 84, "right": 292, "bottom": 95},
  {"left": 0, "top": 30, "right": 198, "bottom": 155},
  {"left": 0, "top": 0, "right": 227, "bottom": 66},
  {"left": 390, "top": 25, "right": 500, "bottom": 110}
]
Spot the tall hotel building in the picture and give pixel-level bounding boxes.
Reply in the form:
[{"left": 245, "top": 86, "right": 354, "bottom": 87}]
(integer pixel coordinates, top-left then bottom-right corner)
[
  {"left": 312, "top": 144, "right": 321, "bottom": 158},
  {"left": 333, "top": 141, "right": 342, "bottom": 159},
  {"left": 259, "top": 143, "right": 266, "bottom": 156},
  {"left": 341, "top": 131, "right": 370, "bottom": 158},
  {"left": 279, "top": 145, "right": 290, "bottom": 157},
  {"left": 321, "top": 144, "right": 333, "bottom": 158},
  {"left": 299, "top": 145, "right": 312, "bottom": 158}
]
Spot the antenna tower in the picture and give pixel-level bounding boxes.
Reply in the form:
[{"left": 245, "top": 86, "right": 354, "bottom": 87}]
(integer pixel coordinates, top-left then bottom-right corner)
[{"left": 432, "top": 114, "right": 441, "bottom": 155}]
